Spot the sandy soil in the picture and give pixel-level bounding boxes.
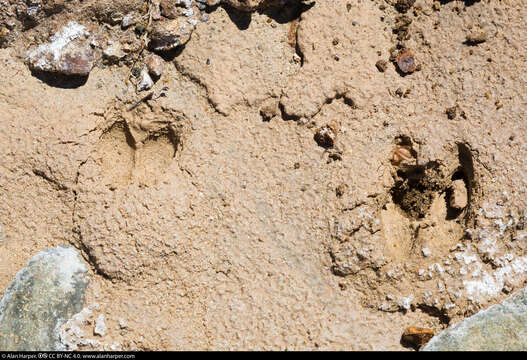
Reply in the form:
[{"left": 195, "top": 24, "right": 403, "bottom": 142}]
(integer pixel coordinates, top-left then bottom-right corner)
[{"left": 0, "top": 0, "right": 526, "bottom": 350}]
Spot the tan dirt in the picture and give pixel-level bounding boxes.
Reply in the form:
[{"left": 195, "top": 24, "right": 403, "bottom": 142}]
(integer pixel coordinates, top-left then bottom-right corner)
[{"left": 0, "top": 0, "right": 526, "bottom": 351}]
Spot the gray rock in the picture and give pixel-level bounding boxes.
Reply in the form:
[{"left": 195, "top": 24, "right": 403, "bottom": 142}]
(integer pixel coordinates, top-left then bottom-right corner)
[
  {"left": 121, "top": 13, "right": 137, "bottom": 29},
  {"left": 423, "top": 287, "right": 527, "bottom": 351},
  {"left": 137, "top": 68, "right": 154, "bottom": 92},
  {"left": 0, "top": 246, "right": 90, "bottom": 351},
  {"left": 102, "top": 41, "right": 126, "bottom": 64}
]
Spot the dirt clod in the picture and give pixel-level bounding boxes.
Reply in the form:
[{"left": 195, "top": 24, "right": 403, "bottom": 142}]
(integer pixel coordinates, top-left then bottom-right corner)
[
  {"left": 449, "top": 179, "right": 468, "bottom": 210},
  {"left": 446, "top": 106, "right": 457, "bottom": 120},
  {"left": 394, "top": 0, "right": 416, "bottom": 14}
]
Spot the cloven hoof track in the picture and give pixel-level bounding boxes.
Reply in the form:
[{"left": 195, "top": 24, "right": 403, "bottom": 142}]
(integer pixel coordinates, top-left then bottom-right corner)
[
  {"left": 95, "top": 102, "right": 187, "bottom": 189},
  {"left": 329, "top": 139, "right": 484, "bottom": 318},
  {"left": 390, "top": 140, "right": 476, "bottom": 224}
]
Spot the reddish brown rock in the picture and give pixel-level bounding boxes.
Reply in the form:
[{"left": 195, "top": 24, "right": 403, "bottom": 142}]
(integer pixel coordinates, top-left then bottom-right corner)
[
  {"left": 391, "top": 145, "right": 415, "bottom": 166},
  {"left": 401, "top": 326, "right": 434, "bottom": 350},
  {"left": 145, "top": 54, "right": 164, "bottom": 79},
  {"left": 376, "top": 59, "right": 388, "bottom": 72}
]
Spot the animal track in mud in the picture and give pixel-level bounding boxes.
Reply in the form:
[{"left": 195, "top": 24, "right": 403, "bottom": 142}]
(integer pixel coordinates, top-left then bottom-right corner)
[
  {"left": 329, "top": 139, "right": 486, "bottom": 319},
  {"left": 92, "top": 102, "right": 186, "bottom": 189},
  {"left": 390, "top": 140, "right": 476, "bottom": 224},
  {"left": 96, "top": 121, "right": 136, "bottom": 189}
]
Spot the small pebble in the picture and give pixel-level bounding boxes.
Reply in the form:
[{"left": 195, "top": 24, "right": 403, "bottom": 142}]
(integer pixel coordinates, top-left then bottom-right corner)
[
  {"left": 314, "top": 122, "right": 339, "bottom": 148},
  {"left": 376, "top": 59, "right": 387, "bottom": 72},
  {"left": 118, "top": 319, "right": 128, "bottom": 329},
  {"left": 94, "top": 314, "right": 107, "bottom": 337},
  {"left": 336, "top": 184, "right": 347, "bottom": 197},
  {"left": 446, "top": 106, "right": 457, "bottom": 119},
  {"left": 466, "top": 30, "right": 487, "bottom": 45},
  {"left": 145, "top": 54, "right": 164, "bottom": 79},
  {"left": 103, "top": 41, "right": 126, "bottom": 63},
  {"left": 121, "top": 13, "right": 136, "bottom": 29},
  {"left": 395, "top": 49, "right": 417, "bottom": 74},
  {"left": 137, "top": 68, "right": 154, "bottom": 92}
]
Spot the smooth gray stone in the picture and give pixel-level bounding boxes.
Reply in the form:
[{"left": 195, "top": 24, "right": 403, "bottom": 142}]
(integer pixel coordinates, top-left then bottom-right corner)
[
  {"left": 0, "top": 246, "right": 89, "bottom": 350},
  {"left": 423, "top": 287, "right": 527, "bottom": 351}
]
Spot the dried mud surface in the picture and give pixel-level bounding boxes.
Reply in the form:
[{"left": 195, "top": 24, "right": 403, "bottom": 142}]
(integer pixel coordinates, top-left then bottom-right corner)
[{"left": 1, "top": 0, "right": 526, "bottom": 350}]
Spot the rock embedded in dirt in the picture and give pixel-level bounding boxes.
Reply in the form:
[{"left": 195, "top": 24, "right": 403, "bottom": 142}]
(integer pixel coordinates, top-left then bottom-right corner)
[
  {"left": 26, "top": 21, "right": 95, "bottom": 76},
  {"left": 423, "top": 287, "right": 527, "bottom": 351},
  {"left": 393, "top": 15, "right": 412, "bottom": 41},
  {"left": 466, "top": 30, "right": 487, "bottom": 45},
  {"left": 145, "top": 54, "right": 164, "bottom": 79},
  {"left": 401, "top": 326, "right": 434, "bottom": 350},
  {"left": 0, "top": 246, "right": 90, "bottom": 351},
  {"left": 121, "top": 13, "right": 137, "bottom": 29},
  {"left": 137, "top": 67, "right": 154, "bottom": 91},
  {"left": 149, "top": 19, "right": 195, "bottom": 52},
  {"left": 449, "top": 179, "right": 468, "bottom": 210},
  {"left": 160, "top": 0, "right": 199, "bottom": 19},
  {"left": 118, "top": 319, "right": 128, "bottom": 330},
  {"left": 391, "top": 144, "right": 415, "bottom": 166},
  {"left": 90, "top": 1, "right": 145, "bottom": 26},
  {"left": 314, "top": 122, "right": 338, "bottom": 148},
  {"left": 335, "top": 184, "right": 347, "bottom": 197},
  {"left": 421, "top": 247, "right": 431, "bottom": 257},
  {"left": 94, "top": 314, "right": 107, "bottom": 337},
  {"left": 103, "top": 40, "right": 126, "bottom": 64},
  {"left": 395, "top": 49, "right": 417, "bottom": 74},
  {"left": 375, "top": 59, "right": 387, "bottom": 72}
]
